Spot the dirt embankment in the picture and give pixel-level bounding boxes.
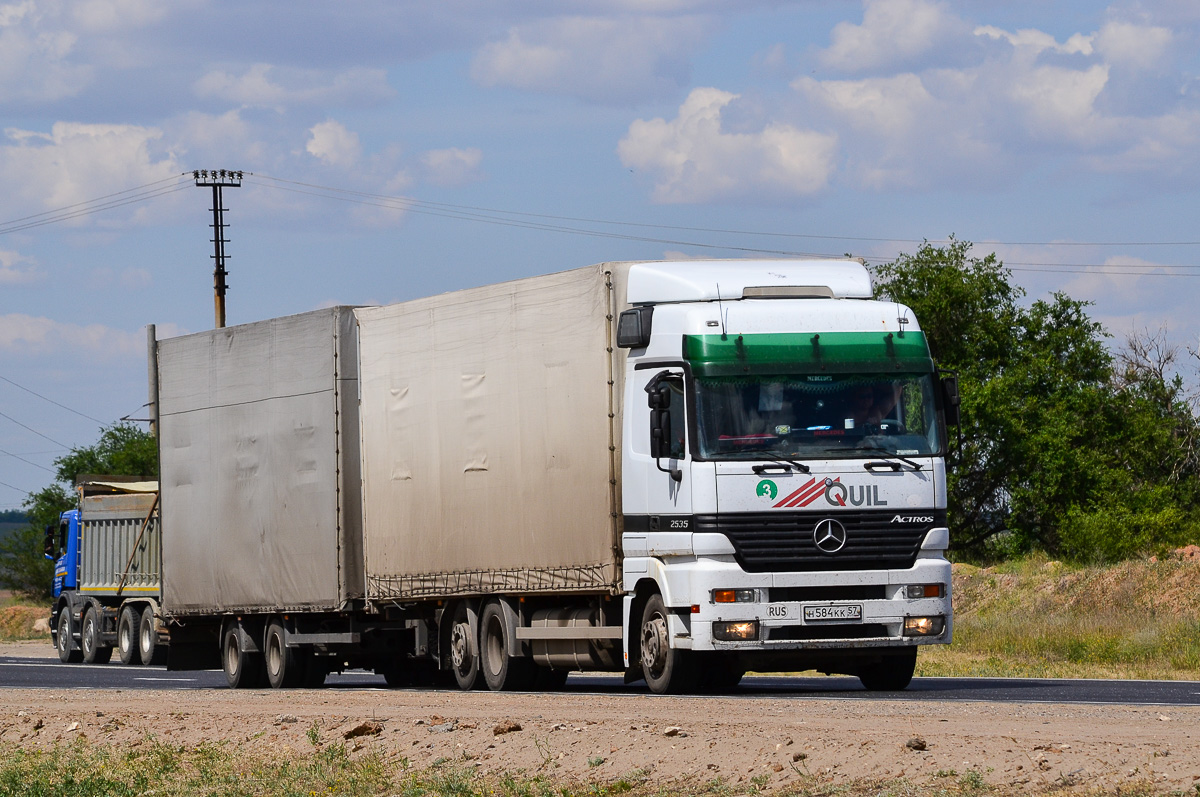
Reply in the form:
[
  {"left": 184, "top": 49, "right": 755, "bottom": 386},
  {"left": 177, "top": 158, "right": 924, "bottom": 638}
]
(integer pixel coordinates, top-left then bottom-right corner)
[{"left": 0, "top": 683, "right": 1197, "bottom": 794}]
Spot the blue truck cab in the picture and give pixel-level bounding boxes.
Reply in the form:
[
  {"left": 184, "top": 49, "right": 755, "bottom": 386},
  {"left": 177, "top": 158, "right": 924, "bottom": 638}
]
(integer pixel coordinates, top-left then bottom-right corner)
[{"left": 45, "top": 509, "right": 81, "bottom": 598}]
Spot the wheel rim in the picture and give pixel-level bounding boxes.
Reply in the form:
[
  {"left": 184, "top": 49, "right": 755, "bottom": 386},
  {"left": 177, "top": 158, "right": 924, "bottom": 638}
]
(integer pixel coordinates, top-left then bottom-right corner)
[
  {"left": 119, "top": 617, "right": 131, "bottom": 651},
  {"left": 450, "top": 621, "right": 471, "bottom": 674},
  {"left": 267, "top": 630, "right": 283, "bottom": 679},
  {"left": 140, "top": 622, "right": 152, "bottom": 654},
  {"left": 484, "top": 616, "right": 504, "bottom": 677},
  {"left": 82, "top": 613, "right": 94, "bottom": 657},
  {"left": 640, "top": 611, "right": 669, "bottom": 679},
  {"left": 57, "top": 612, "right": 69, "bottom": 653},
  {"left": 225, "top": 634, "right": 241, "bottom": 677}
]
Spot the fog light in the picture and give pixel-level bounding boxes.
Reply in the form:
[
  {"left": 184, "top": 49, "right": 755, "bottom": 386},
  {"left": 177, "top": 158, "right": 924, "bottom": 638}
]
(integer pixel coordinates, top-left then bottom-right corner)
[
  {"left": 906, "top": 584, "right": 944, "bottom": 599},
  {"left": 713, "top": 620, "right": 759, "bottom": 641},
  {"left": 713, "top": 589, "right": 757, "bottom": 604},
  {"left": 903, "top": 616, "right": 945, "bottom": 636}
]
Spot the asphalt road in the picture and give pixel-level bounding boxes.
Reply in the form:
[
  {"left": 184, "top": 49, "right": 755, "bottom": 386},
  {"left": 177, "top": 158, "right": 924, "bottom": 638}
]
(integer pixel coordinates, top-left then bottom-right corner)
[{"left": 5, "top": 656, "right": 1200, "bottom": 705}]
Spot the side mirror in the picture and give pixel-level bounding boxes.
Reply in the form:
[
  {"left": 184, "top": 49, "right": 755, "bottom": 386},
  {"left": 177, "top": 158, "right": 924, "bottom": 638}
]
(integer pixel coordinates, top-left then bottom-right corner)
[
  {"left": 644, "top": 372, "right": 682, "bottom": 482},
  {"left": 43, "top": 524, "right": 56, "bottom": 561},
  {"left": 940, "top": 373, "right": 961, "bottom": 427}
]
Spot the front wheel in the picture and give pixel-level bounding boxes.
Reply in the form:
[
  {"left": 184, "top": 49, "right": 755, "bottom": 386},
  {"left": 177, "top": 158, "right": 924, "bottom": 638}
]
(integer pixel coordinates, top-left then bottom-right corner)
[
  {"left": 81, "top": 606, "right": 113, "bottom": 664},
  {"left": 639, "top": 594, "right": 698, "bottom": 694},
  {"left": 117, "top": 605, "right": 142, "bottom": 665},
  {"left": 55, "top": 607, "right": 81, "bottom": 664},
  {"left": 858, "top": 648, "right": 917, "bottom": 691}
]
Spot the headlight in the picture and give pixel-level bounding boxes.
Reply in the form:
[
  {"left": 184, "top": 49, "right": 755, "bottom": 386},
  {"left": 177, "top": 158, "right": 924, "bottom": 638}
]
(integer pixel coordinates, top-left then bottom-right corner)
[
  {"left": 712, "top": 589, "right": 758, "bottom": 603},
  {"left": 903, "top": 616, "right": 946, "bottom": 636},
  {"left": 713, "top": 621, "right": 759, "bottom": 641}
]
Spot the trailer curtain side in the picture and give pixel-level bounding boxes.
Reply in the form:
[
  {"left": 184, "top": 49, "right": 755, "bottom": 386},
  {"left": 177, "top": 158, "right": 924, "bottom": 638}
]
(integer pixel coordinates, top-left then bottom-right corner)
[
  {"left": 155, "top": 307, "right": 362, "bottom": 614},
  {"left": 356, "top": 264, "right": 630, "bottom": 599}
]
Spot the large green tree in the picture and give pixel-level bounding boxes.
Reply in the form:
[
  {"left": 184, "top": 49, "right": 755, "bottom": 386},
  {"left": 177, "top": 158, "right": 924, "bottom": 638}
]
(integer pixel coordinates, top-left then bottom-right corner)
[
  {"left": 873, "top": 239, "right": 1200, "bottom": 561},
  {"left": 0, "top": 422, "right": 156, "bottom": 600}
]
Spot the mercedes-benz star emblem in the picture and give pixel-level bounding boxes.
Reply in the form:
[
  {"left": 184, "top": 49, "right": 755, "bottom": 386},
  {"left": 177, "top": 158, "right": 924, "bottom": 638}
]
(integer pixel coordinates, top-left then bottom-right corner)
[{"left": 813, "top": 518, "right": 848, "bottom": 554}]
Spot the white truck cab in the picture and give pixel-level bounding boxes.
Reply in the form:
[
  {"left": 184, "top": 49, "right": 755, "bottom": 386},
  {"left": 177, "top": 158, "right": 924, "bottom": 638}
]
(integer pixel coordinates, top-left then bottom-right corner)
[{"left": 616, "top": 259, "right": 956, "bottom": 693}]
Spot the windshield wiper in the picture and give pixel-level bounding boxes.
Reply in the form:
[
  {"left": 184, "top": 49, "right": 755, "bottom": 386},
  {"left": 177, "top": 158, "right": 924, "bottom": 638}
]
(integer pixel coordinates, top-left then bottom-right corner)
[
  {"left": 854, "top": 445, "right": 923, "bottom": 471},
  {"left": 752, "top": 456, "right": 811, "bottom": 474}
]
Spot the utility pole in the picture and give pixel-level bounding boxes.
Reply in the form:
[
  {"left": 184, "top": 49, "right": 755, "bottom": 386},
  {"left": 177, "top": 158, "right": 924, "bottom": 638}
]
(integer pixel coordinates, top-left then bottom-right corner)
[{"left": 193, "top": 169, "right": 243, "bottom": 328}]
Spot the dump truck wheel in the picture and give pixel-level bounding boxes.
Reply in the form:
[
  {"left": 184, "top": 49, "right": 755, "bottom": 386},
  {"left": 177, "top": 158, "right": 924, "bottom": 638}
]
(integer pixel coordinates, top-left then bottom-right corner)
[
  {"left": 117, "top": 606, "right": 142, "bottom": 665},
  {"left": 55, "top": 606, "right": 81, "bottom": 664},
  {"left": 138, "top": 606, "right": 164, "bottom": 666},
  {"left": 81, "top": 605, "right": 113, "bottom": 664}
]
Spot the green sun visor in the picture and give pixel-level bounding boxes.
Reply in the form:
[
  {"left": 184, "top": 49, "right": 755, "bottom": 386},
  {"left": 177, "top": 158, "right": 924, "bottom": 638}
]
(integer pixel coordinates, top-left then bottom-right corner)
[{"left": 683, "top": 331, "right": 934, "bottom": 376}]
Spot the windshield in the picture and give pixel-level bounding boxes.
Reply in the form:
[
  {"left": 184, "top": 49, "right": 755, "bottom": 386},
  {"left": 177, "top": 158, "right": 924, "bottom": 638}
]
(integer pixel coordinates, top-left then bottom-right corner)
[{"left": 694, "top": 373, "right": 943, "bottom": 460}]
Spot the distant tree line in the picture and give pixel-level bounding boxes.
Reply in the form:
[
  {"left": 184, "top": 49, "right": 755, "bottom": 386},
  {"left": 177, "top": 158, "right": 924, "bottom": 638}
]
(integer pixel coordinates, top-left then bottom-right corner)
[{"left": 875, "top": 239, "right": 1200, "bottom": 563}]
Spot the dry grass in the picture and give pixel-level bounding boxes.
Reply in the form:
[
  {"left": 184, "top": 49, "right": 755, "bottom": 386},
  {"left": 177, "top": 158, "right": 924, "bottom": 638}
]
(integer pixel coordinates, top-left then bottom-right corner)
[
  {"left": 0, "top": 604, "right": 48, "bottom": 642},
  {"left": 917, "top": 552, "right": 1200, "bottom": 681}
]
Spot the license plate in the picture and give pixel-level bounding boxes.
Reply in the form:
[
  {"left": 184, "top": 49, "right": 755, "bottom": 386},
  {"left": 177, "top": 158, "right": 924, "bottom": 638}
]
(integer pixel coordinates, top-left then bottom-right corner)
[{"left": 803, "top": 604, "right": 863, "bottom": 623}]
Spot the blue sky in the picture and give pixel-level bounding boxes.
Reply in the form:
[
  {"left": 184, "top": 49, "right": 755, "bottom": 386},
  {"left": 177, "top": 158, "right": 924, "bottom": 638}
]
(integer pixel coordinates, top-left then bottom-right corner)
[{"left": 3, "top": 0, "right": 1200, "bottom": 508}]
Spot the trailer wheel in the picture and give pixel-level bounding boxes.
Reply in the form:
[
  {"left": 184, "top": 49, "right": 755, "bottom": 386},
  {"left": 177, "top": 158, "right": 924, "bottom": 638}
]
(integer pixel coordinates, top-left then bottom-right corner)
[
  {"left": 55, "top": 606, "right": 81, "bottom": 664},
  {"left": 138, "top": 606, "right": 164, "bottom": 666},
  {"left": 81, "top": 606, "right": 113, "bottom": 664},
  {"left": 117, "top": 606, "right": 142, "bottom": 665},
  {"left": 639, "top": 594, "right": 697, "bottom": 694},
  {"left": 223, "top": 625, "right": 264, "bottom": 688},
  {"left": 264, "top": 619, "right": 303, "bottom": 689},
  {"left": 479, "top": 601, "right": 536, "bottom": 691},
  {"left": 857, "top": 648, "right": 917, "bottom": 691},
  {"left": 448, "top": 603, "right": 480, "bottom": 690}
]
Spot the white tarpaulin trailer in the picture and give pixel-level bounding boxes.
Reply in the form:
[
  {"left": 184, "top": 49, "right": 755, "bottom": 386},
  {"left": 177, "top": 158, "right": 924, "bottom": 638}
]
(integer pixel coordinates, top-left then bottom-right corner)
[
  {"left": 156, "top": 307, "right": 363, "bottom": 614},
  {"left": 355, "top": 263, "right": 631, "bottom": 599}
]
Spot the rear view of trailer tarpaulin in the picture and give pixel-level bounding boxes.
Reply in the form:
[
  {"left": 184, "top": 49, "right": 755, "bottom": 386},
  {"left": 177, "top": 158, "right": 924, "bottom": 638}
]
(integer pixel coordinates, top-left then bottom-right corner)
[
  {"left": 355, "top": 264, "right": 630, "bottom": 600},
  {"left": 155, "top": 307, "right": 363, "bottom": 614}
]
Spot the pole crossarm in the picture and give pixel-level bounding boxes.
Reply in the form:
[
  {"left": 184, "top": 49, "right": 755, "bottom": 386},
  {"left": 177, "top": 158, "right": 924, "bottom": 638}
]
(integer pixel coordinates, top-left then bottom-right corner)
[{"left": 192, "top": 170, "right": 242, "bottom": 328}]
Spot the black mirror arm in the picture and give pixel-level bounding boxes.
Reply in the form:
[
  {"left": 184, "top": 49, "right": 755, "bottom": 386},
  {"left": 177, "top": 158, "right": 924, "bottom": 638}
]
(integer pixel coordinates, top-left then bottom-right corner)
[{"left": 655, "top": 457, "right": 683, "bottom": 482}]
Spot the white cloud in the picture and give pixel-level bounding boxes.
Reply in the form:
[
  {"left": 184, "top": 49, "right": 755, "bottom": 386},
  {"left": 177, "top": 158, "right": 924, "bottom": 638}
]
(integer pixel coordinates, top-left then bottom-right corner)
[
  {"left": 305, "top": 120, "right": 361, "bottom": 167},
  {"left": 0, "top": 2, "right": 91, "bottom": 103},
  {"left": 821, "top": 0, "right": 967, "bottom": 73},
  {"left": 420, "top": 147, "right": 483, "bottom": 187},
  {"left": 71, "top": 0, "right": 166, "bottom": 31},
  {"left": 194, "top": 64, "right": 393, "bottom": 109},
  {"left": 0, "top": 122, "right": 179, "bottom": 221},
  {"left": 0, "top": 250, "right": 40, "bottom": 285},
  {"left": 471, "top": 15, "right": 711, "bottom": 104},
  {"left": 618, "top": 87, "right": 838, "bottom": 203},
  {"left": 1094, "top": 22, "right": 1173, "bottom": 71},
  {"left": 0, "top": 313, "right": 143, "bottom": 358}
]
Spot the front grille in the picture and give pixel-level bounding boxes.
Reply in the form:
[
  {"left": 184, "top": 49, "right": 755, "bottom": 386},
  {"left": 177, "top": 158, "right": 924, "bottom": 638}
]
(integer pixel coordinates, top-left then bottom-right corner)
[
  {"left": 770, "top": 623, "right": 890, "bottom": 641},
  {"left": 695, "top": 510, "right": 944, "bottom": 572},
  {"left": 769, "top": 585, "right": 886, "bottom": 602}
]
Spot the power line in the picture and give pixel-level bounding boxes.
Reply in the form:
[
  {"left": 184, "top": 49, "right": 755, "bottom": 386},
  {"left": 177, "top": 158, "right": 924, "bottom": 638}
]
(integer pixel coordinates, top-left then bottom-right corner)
[
  {"left": 0, "top": 446, "right": 54, "bottom": 474},
  {"left": 0, "top": 410, "right": 70, "bottom": 449},
  {"left": 0, "top": 375, "right": 103, "bottom": 423},
  {"left": 0, "top": 176, "right": 192, "bottom": 236}
]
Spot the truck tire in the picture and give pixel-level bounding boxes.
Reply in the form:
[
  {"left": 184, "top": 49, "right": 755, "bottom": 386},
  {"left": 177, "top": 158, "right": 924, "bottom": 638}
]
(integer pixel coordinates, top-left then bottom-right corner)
[
  {"left": 857, "top": 648, "right": 917, "bottom": 691},
  {"left": 447, "top": 603, "right": 480, "bottom": 690},
  {"left": 639, "top": 593, "right": 698, "bottom": 695},
  {"left": 223, "top": 625, "right": 264, "bottom": 688},
  {"left": 479, "top": 601, "right": 536, "bottom": 691},
  {"left": 117, "top": 605, "right": 142, "bottom": 665},
  {"left": 55, "top": 606, "right": 82, "bottom": 664},
  {"left": 138, "top": 606, "right": 164, "bottom": 666},
  {"left": 264, "top": 619, "right": 303, "bottom": 689},
  {"left": 81, "top": 605, "right": 113, "bottom": 664}
]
